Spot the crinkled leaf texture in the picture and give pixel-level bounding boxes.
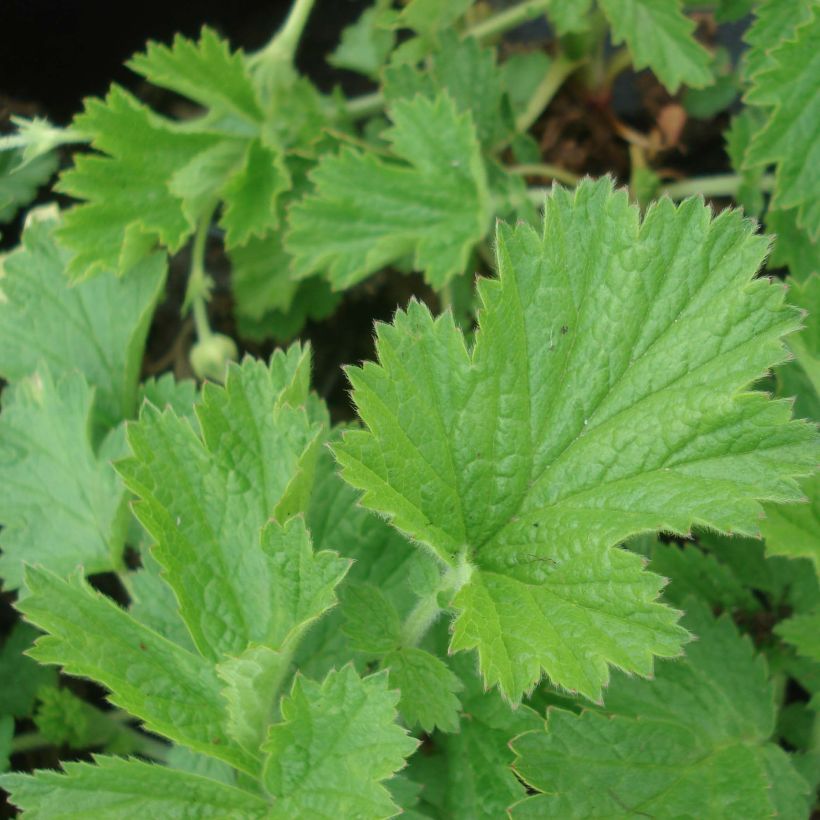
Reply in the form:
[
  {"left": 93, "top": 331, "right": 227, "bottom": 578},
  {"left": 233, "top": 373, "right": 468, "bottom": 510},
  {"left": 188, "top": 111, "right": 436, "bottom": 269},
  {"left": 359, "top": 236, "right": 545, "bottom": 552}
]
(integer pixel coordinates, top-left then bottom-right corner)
[
  {"left": 511, "top": 602, "right": 811, "bottom": 818},
  {"left": 1, "top": 756, "right": 269, "bottom": 818},
  {"left": 286, "top": 92, "right": 490, "bottom": 290},
  {"left": 4, "top": 354, "right": 416, "bottom": 816},
  {"left": 334, "top": 178, "right": 818, "bottom": 702},
  {"left": 262, "top": 666, "right": 418, "bottom": 819}
]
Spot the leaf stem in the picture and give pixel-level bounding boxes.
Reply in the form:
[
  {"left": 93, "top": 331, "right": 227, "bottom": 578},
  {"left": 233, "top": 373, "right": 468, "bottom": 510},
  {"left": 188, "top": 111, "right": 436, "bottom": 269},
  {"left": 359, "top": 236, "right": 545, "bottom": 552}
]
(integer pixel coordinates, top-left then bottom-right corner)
[
  {"left": 345, "top": 91, "right": 385, "bottom": 120},
  {"left": 514, "top": 56, "right": 585, "bottom": 134},
  {"left": 467, "top": 0, "right": 552, "bottom": 41},
  {"left": 184, "top": 203, "right": 218, "bottom": 343},
  {"left": 400, "top": 556, "right": 473, "bottom": 648},
  {"left": 250, "top": 0, "right": 317, "bottom": 69},
  {"left": 509, "top": 163, "right": 582, "bottom": 186},
  {"left": 659, "top": 173, "right": 775, "bottom": 201}
]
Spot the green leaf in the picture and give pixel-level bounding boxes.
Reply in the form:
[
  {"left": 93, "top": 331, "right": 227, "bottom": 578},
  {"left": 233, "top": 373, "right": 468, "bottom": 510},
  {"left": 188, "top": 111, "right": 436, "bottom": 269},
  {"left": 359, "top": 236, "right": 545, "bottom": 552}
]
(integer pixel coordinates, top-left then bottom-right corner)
[
  {"left": 599, "top": 0, "right": 713, "bottom": 92},
  {"left": 545, "top": 0, "right": 594, "bottom": 35},
  {"left": 777, "top": 609, "right": 820, "bottom": 661},
  {"left": 0, "top": 219, "right": 166, "bottom": 429},
  {"left": 767, "top": 207, "right": 819, "bottom": 284},
  {"left": 742, "top": 0, "right": 815, "bottom": 83},
  {"left": 328, "top": 2, "right": 396, "bottom": 80},
  {"left": 0, "top": 369, "right": 129, "bottom": 588},
  {"left": 334, "top": 179, "right": 818, "bottom": 702},
  {"left": 57, "top": 86, "right": 221, "bottom": 279},
  {"left": 261, "top": 666, "right": 418, "bottom": 818},
  {"left": 399, "top": 0, "right": 473, "bottom": 35},
  {"left": 384, "top": 647, "right": 463, "bottom": 733},
  {"left": 16, "top": 567, "right": 254, "bottom": 772},
  {"left": 405, "top": 655, "right": 542, "bottom": 818},
  {"left": 342, "top": 583, "right": 403, "bottom": 654},
  {"left": 118, "top": 351, "right": 342, "bottom": 662},
  {"left": 128, "top": 27, "right": 263, "bottom": 126},
  {"left": 1, "top": 756, "right": 269, "bottom": 818},
  {"left": 762, "top": 473, "right": 820, "bottom": 575},
  {"left": 0, "top": 149, "right": 57, "bottom": 224},
  {"left": 383, "top": 33, "right": 509, "bottom": 148},
  {"left": 645, "top": 539, "right": 760, "bottom": 610},
  {"left": 219, "top": 139, "right": 290, "bottom": 248},
  {"left": 0, "top": 623, "right": 57, "bottom": 719},
  {"left": 725, "top": 109, "right": 768, "bottom": 218},
  {"left": 0, "top": 716, "right": 11, "bottom": 774},
  {"left": 745, "top": 8, "right": 820, "bottom": 240},
  {"left": 511, "top": 602, "right": 811, "bottom": 818},
  {"left": 286, "top": 93, "right": 490, "bottom": 289}
]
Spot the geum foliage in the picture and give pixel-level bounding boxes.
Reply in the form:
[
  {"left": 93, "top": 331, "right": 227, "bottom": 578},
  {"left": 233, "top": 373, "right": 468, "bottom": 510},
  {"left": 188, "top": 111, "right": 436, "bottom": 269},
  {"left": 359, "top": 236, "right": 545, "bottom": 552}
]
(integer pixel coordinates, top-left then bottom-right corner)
[
  {"left": 334, "top": 178, "right": 819, "bottom": 703},
  {"left": 511, "top": 601, "right": 811, "bottom": 818},
  {"left": 1, "top": 352, "right": 417, "bottom": 818}
]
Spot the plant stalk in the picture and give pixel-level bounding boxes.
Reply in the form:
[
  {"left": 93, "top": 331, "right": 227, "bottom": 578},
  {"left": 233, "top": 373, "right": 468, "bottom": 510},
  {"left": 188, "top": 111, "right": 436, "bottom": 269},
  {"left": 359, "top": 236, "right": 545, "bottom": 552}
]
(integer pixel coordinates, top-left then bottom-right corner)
[
  {"left": 251, "top": 0, "right": 317, "bottom": 69},
  {"left": 509, "top": 163, "right": 582, "bottom": 186},
  {"left": 514, "top": 56, "right": 585, "bottom": 134},
  {"left": 184, "top": 204, "right": 218, "bottom": 342},
  {"left": 467, "top": 0, "right": 552, "bottom": 41},
  {"left": 660, "top": 173, "right": 775, "bottom": 201}
]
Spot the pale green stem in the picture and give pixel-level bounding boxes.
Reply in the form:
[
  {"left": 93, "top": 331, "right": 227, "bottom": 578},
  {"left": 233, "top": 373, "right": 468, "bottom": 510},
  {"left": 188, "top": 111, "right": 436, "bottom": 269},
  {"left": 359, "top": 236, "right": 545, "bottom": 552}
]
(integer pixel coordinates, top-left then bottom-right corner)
[
  {"left": 184, "top": 203, "right": 218, "bottom": 342},
  {"left": 400, "top": 557, "right": 473, "bottom": 648},
  {"left": 514, "top": 56, "right": 585, "bottom": 134},
  {"left": 250, "top": 0, "right": 317, "bottom": 69},
  {"left": 345, "top": 91, "right": 385, "bottom": 120},
  {"left": 11, "top": 723, "right": 167, "bottom": 761},
  {"left": 509, "top": 163, "right": 582, "bottom": 187},
  {"left": 467, "top": 0, "right": 552, "bottom": 41},
  {"left": 660, "top": 173, "right": 775, "bottom": 201},
  {"left": 527, "top": 173, "right": 777, "bottom": 205}
]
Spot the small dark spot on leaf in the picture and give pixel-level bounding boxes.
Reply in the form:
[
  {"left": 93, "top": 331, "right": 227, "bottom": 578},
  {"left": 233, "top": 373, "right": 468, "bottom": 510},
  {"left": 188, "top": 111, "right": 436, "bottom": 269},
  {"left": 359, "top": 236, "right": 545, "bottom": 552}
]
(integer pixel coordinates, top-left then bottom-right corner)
[
  {"left": 560, "top": 325, "right": 568, "bottom": 334},
  {"left": 139, "top": 642, "right": 147, "bottom": 651}
]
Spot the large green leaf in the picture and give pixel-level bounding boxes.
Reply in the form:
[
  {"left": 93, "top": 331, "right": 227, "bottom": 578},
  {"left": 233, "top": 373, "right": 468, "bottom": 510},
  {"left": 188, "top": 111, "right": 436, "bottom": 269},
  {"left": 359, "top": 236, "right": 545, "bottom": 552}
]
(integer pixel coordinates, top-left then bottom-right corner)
[
  {"left": 117, "top": 350, "right": 341, "bottom": 662},
  {"left": 0, "top": 219, "right": 165, "bottom": 429},
  {"left": 0, "top": 370, "right": 128, "bottom": 588},
  {"left": 511, "top": 602, "right": 811, "bottom": 817},
  {"left": 1, "top": 756, "right": 269, "bottom": 818},
  {"left": 334, "top": 179, "right": 818, "bottom": 702},
  {"left": 286, "top": 93, "right": 490, "bottom": 289}
]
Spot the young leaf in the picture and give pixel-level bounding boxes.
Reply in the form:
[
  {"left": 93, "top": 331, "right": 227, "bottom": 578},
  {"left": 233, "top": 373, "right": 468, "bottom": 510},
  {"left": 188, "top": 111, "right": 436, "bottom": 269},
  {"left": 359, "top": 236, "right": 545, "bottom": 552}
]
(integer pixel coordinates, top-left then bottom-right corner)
[
  {"left": 286, "top": 93, "right": 490, "bottom": 289},
  {"left": 762, "top": 473, "right": 820, "bottom": 575},
  {"left": 598, "top": 0, "right": 713, "bottom": 93},
  {"left": 1, "top": 756, "right": 269, "bottom": 818},
  {"left": 0, "top": 623, "right": 57, "bottom": 719},
  {"left": 58, "top": 86, "right": 225, "bottom": 278},
  {"left": 342, "top": 583, "right": 403, "bottom": 654},
  {"left": 745, "top": 7, "right": 820, "bottom": 240},
  {"left": 328, "top": 1, "right": 395, "bottom": 79},
  {"left": 127, "top": 26, "right": 263, "bottom": 126},
  {"left": 0, "top": 219, "right": 166, "bottom": 429},
  {"left": 261, "top": 666, "right": 418, "bottom": 818},
  {"left": 16, "top": 567, "right": 254, "bottom": 772},
  {"left": 383, "top": 647, "right": 463, "bottom": 733},
  {"left": 767, "top": 208, "right": 819, "bottom": 285},
  {"left": 0, "top": 369, "right": 128, "bottom": 588},
  {"left": 742, "top": 0, "right": 815, "bottom": 82},
  {"left": 334, "top": 179, "right": 818, "bottom": 702},
  {"left": 511, "top": 602, "right": 811, "bottom": 817},
  {"left": 0, "top": 150, "right": 57, "bottom": 225},
  {"left": 118, "top": 351, "right": 340, "bottom": 662}
]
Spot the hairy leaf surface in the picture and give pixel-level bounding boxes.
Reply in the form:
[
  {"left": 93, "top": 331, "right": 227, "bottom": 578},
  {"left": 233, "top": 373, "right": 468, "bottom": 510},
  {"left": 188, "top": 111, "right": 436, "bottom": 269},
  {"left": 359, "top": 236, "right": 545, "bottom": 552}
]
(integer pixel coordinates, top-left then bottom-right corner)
[{"left": 335, "top": 179, "right": 818, "bottom": 701}]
